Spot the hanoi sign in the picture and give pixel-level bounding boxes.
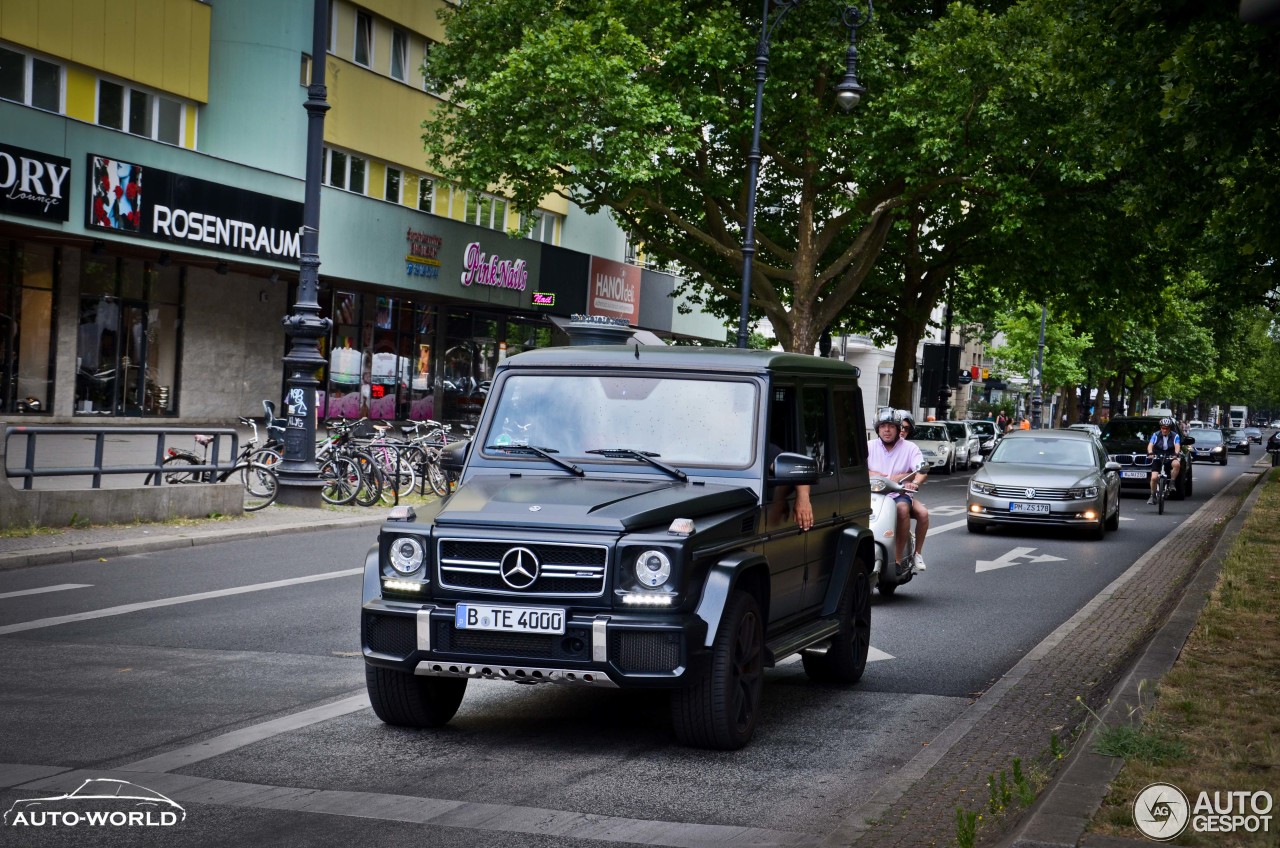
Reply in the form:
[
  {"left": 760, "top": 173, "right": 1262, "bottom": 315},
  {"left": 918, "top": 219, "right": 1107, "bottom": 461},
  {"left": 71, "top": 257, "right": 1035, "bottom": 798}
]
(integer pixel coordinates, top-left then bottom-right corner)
[
  {"left": 85, "top": 154, "right": 303, "bottom": 260},
  {"left": 587, "top": 256, "right": 640, "bottom": 323}
]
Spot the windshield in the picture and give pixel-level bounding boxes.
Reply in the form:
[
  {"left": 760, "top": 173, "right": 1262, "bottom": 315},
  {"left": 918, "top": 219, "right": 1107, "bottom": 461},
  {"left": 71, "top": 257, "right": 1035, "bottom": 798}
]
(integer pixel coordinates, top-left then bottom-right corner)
[
  {"left": 910, "top": 424, "right": 949, "bottom": 441},
  {"left": 944, "top": 422, "right": 966, "bottom": 439},
  {"left": 485, "top": 374, "right": 758, "bottom": 467},
  {"left": 1188, "top": 429, "right": 1222, "bottom": 445},
  {"left": 1099, "top": 420, "right": 1163, "bottom": 442},
  {"left": 990, "top": 437, "right": 1097, "bottom": 467},
  {"left": 968, "top": 421, "right": 995, "bottom": 436}
]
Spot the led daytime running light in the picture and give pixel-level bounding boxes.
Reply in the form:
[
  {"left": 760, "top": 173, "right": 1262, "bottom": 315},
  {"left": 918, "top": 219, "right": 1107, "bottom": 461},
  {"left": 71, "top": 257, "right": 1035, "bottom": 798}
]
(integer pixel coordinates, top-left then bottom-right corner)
[
  {"left": 620, "top": 593, "right": 675, "bottom": 606},
  {"left": 382, "top": 578, "right": 424, "bottom": 593}
]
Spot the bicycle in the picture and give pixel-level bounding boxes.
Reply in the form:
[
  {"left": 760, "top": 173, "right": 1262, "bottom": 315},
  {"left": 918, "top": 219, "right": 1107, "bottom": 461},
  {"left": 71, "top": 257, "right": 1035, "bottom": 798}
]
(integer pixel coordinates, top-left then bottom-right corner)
[
  {"left": 1150, "top": 454, "right": 1173, "bottom": 515},
  {"left": 401, "top": 419, "right": 454, "bottom": 497},
  {"left": 145, "top": 418, "right": 279, "bottom": 511}
]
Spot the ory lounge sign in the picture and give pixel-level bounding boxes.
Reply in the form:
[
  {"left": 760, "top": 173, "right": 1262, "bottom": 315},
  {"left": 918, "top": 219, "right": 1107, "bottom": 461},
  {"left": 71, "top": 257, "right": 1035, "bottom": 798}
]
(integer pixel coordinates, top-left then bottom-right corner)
[{"left": 0, "top": 142, "right": 72, "bottom": 223}]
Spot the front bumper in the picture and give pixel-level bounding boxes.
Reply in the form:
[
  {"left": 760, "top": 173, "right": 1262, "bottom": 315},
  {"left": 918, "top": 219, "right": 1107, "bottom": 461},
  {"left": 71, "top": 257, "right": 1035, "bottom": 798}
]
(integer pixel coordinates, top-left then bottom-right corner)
[
  {"left": 361, "top": 599, "right": 710, "bottom": 689},
  {"left": 965, "top": 494, "right": 1105, "bottom": 528}
]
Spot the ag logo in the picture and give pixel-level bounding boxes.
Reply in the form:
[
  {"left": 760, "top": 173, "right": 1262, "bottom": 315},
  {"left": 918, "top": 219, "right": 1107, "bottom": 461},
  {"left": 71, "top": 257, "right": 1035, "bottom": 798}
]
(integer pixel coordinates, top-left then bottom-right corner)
[{"left": 1133, "top": 782, "right": 1189, "bottom": 840}]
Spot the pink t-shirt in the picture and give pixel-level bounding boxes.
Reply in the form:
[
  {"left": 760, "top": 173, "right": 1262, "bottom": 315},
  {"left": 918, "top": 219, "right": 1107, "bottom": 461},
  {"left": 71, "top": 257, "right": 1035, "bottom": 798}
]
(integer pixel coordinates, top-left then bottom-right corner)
[{"left": 866, "top": 437, "right": 923, "bottom": 499}]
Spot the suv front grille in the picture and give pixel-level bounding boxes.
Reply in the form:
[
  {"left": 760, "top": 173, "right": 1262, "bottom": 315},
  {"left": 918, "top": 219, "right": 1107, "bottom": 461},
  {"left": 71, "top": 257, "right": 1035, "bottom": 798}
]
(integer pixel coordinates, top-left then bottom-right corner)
[
  {"left": 438, "top": 539, "right": 608, "bottom": 597},
  {"left": 1109, "top": 454, "right": 1154, "bottom": 467}
]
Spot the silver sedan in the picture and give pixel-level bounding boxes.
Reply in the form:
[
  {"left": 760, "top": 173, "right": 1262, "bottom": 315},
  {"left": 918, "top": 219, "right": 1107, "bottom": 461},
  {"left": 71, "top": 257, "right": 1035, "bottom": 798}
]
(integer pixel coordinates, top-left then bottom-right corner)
[{"left": 966, "top": 429, "right": 1122, "bottom": 540}]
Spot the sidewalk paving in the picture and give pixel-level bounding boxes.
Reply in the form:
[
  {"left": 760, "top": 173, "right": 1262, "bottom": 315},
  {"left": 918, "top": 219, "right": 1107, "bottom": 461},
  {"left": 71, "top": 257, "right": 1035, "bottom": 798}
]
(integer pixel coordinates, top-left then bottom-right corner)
[{"left": 1, "top": 457, "right": 1273, "bottom": 847}]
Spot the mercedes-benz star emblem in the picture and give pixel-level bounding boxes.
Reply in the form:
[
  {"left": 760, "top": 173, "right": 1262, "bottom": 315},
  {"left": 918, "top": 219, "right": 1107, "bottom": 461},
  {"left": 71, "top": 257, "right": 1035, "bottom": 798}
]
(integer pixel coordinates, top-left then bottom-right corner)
[
  {"left": 500, "top": 546, "right": 540, "bottom": 589},
  {"left": 1024, "top": 487, "right": 1037, "bottom": 499}
]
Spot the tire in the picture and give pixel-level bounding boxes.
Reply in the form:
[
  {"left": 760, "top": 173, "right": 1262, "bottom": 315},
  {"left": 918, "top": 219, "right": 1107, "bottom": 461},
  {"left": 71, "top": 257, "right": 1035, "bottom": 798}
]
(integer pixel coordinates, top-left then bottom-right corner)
[
  {"left": 1220, "top": 456, "right": 1228, "bottom": 466},
  {"left": 158, "top": 454, "right": 200, "bottom": 484},
  {"left": 1157, "top": 480, "right": 1166, "bottom": 515},
  {"left": 248, "top": 446, "right": 282, "bottom": 471},
  {"left": 967, "top": 520, "right": 986, "bottom": 534},
  {"left": 1087, "top": 513, "right": 1105, "bottom": 540},
  {"left": 320, "top": 457, "right": 359, "bottom": 505},
  {"left": 1105, "top": 496, "right": 1120, "bottom": 531},
  {"left": 365, "top": 664, "right": 467, "bottom": 728},
  {"left": 427, "top": 461, "right": 450, "bottom": 497},
  {"left": 802, "top": 559, "right": 871, "bottom": 684},
  {"left": 351, "top": 453, "right": 384, "bottom": 507},
  {"left": 240, "top": 462, "right": 278, "bottom": 511},
  {"left": 671, "top": 590, "right": 764, "bottom": 750},
  {"left": 1183, "top": 469, "right": 1193, "bottom": 498}
]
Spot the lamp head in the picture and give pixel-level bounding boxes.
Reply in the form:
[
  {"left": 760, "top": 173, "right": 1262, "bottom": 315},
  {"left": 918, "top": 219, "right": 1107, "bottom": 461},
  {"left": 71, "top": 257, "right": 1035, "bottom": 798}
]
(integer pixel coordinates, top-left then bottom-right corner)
[{"left": 834, "top": 77, "right": 865, "bottom": 111}]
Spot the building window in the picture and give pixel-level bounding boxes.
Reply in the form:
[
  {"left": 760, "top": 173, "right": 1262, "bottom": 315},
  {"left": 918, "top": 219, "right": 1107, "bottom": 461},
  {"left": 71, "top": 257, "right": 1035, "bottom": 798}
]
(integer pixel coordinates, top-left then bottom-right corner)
[
  {"left": 323, "top": 147, "right": 367, "bottom": 194},
  {"left": 391, "top": 28, "right": 408, "bottom": 81},
  {"left": 422, "top": 39, "right": 438, "bottom": 91},
  {"left": 0, "top": 45, "right": 63, "bottom": 112},
  {"left": 300, "top": 52, "right": 312, "bottom": 86},
  {"left": 385, "top": 167, "right": 402, "bottom": 203},
  {"left": 354, "top": 10, "right": 373, "bottom": 68},
  {"left": 465, "top": 191, "right": 508, "bottom": 231},
  {"left": 418, "top": 176, "right": 434, "bottom": 212},
  {"left": 96, "top": 78, "right": 188, "bottom": 145},
  {"left": 521, "top": 210, "right": 562, "bottom": 245},
  {"left": 877, "top": 373, "right": 891, "bottom": 409}
]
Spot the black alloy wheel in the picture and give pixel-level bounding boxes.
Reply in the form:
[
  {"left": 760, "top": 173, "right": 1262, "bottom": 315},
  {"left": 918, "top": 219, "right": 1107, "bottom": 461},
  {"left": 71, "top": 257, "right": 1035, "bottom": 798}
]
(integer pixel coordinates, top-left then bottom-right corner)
[
  {"left": 802, "top": 558, "right": 872, "bottom": 684},
  {"left": 671, "top": 590, "right": 764, "bottom": 750}
]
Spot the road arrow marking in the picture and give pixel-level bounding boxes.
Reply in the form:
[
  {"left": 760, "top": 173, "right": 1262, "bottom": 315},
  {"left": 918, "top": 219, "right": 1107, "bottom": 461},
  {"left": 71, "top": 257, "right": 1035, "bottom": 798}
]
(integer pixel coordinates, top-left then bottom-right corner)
[
  {"left": 976, "top": 546, "right": 1066, "bottom": 573},
  {"left": 778, "top": 646, "right": 894, "bottom": 666}
]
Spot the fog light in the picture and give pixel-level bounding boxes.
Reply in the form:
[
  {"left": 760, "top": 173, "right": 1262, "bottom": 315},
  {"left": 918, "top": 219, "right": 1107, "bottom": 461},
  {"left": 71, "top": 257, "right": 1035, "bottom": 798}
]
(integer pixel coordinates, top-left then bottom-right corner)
[
  {"left": 969, "top": 503, "right": 983, "bottom": 513},
  {"left": 1082, "top": 510, "right": 1097, "bottom": 520}
]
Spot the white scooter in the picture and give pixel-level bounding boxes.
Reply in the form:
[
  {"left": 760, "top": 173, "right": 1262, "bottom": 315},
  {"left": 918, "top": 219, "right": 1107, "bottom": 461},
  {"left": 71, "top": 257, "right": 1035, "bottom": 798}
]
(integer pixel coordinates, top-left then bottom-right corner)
[{"left": 868, "top": 462, "right": 929, "bottom": 597}]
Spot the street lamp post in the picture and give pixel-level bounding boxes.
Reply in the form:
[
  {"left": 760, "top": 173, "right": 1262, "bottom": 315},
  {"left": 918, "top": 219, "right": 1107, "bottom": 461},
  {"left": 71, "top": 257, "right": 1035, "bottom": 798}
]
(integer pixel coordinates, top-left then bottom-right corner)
[
  {"left": 735, "top": 0, "right": 873, "bottom": 349},
  {"left": 276, "top": 0, "right": 333, "bottom": 507},
  {"left": 1031, "top": 303, "right": 1047, "bottom": 429}
]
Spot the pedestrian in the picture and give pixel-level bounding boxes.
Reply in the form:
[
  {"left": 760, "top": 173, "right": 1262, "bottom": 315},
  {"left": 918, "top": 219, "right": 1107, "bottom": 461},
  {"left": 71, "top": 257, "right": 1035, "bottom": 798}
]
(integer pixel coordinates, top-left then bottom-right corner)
[{"left": 995, "top": 411, "right": 1008, "bottom": 433}]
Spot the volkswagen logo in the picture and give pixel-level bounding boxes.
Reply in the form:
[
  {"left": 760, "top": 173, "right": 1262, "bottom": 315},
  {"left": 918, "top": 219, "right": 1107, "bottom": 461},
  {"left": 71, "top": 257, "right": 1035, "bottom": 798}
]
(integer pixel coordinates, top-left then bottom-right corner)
[
  {"left": 1024, "top": 487, "right": 1037, "bottom": 499},
  {"left": 500, "top": 547, "right": 540, "bottom": 589}
]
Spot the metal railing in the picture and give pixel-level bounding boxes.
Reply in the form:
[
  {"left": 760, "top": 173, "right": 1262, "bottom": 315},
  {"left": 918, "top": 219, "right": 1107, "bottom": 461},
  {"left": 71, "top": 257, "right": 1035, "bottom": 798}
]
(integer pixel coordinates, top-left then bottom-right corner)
[{"left": 4, "top": 426, "right": 239, "bottom": 490}]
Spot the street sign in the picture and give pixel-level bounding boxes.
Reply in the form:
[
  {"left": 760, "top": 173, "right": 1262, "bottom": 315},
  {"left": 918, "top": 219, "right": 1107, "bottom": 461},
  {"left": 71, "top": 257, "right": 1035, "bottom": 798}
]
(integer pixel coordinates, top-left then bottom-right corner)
[{"left": 958, "top": 370, "right": 973, "bottom": 385}]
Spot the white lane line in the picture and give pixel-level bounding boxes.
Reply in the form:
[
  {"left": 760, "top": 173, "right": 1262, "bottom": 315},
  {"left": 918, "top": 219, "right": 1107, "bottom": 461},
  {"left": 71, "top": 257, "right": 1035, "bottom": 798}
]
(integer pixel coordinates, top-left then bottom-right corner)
[
  {"left": 0, "top": 569, "right": 361, "bottom": 636},
  {"left": 926, "top": 519, "right": 968, "bottom": 535},
  {"left": 120, "top": 694, "right": 372, "bottom": 774},
  {"left": 0, "top": 584, "right": 92, "bottom": 600}
]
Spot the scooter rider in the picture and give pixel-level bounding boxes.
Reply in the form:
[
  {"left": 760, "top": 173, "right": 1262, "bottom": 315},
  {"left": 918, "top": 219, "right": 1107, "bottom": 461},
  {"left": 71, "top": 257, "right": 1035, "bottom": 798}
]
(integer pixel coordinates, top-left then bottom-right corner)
[
  {"left": 897, "top": 412, "right": 930, "bottom": 571},
  {"left": 867, "top": 410, "right": 929, "bottom": 573},
  {"left": 1147, "top": 416, "right": 1182, "bottom": 504}
]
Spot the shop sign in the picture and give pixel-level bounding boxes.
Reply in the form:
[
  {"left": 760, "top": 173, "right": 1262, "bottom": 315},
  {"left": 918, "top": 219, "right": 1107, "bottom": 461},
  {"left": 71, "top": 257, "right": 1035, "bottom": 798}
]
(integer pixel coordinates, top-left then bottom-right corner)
[
  {"left": 85, "top": 154, "right": 303, "bottom": 260},
  {"left": 587, "top": 256, "right": 641, "bottom": 323},
  {"left": 406, "top": 227, "right": 442, "bottom": 279},
  {"left": 0, "top": 142, "right": 71, "bottom": 223},
  {"left": 531, "top": 292, "right": 555, "bottom": 306},
  {"left": 460, "top": 241, "right": 527, "bottom": 291}
]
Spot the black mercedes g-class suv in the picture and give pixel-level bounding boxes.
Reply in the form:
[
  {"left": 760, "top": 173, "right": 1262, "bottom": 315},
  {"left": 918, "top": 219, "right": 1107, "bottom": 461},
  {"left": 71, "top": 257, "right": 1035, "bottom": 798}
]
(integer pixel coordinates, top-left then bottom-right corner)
[{"left": 360, "top": 346, "right": 875, "bottom": 749}]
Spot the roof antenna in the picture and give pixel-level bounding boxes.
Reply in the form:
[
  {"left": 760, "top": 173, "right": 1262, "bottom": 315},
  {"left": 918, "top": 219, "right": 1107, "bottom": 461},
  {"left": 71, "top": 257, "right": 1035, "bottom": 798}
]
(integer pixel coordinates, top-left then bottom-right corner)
[{"left": 633, "top": 340, "right": 640, "bottom": 359}]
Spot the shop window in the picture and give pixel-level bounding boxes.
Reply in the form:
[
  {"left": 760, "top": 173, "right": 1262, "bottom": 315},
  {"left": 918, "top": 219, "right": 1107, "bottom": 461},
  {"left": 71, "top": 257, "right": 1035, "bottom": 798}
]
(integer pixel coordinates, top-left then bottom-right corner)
[
  {"left": 354, "top": 11, "right": 373, "bottom": 68},
  {"left": 0, "top": 45, "right": 63, "bottom": 112},
  {"left": 391, "top": 28, "right": 408, "bottom": 81},
  {"left": 0, "top": 241, "right": 56, "bottom": 415},
  {"left": 74, "top": 254, "right": 183, "bottom": 417}
]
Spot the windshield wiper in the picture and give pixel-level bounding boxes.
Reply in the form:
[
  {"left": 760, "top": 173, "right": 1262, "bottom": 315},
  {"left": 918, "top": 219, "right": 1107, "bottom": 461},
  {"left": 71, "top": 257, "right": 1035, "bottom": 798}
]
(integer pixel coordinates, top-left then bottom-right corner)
[
  {"left": 586, "top": 448, "right": 688, "bottom": 481},
  {"left": 484, "top": 444, "right": 584, "bottom": 477}
]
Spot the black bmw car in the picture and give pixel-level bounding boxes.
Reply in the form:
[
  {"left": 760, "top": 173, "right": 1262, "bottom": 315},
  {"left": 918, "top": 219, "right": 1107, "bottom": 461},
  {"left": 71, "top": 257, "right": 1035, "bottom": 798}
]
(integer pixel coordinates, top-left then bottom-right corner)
[{"left": 1099, "top": 417, "right": 1194, "bottom": 498}]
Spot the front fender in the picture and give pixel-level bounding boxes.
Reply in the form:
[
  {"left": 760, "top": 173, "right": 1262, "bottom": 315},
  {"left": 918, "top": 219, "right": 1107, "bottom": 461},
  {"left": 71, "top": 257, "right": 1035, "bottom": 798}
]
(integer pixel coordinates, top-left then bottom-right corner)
[
  {"left": 361, "top": 545, "right": 382, "bottom": 604},
  {"left": 694, "top": 550, "right": 768, "bottom": 648},
  {"left": 821, "top": 526, "right": 874, "bottom": 617}
]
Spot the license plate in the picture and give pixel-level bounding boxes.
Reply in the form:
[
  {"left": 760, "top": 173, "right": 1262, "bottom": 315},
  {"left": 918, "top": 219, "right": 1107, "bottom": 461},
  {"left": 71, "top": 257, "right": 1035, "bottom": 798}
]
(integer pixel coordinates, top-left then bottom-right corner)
[
  {"left": 1009, "top": 502, "right": 1050, "bottom": 515},
  {"left": 455, "top": 603, "right": 565, "bottom": 635},
  {"left": 1122, "top": 470, "right": 1148, "bottom": 479}
]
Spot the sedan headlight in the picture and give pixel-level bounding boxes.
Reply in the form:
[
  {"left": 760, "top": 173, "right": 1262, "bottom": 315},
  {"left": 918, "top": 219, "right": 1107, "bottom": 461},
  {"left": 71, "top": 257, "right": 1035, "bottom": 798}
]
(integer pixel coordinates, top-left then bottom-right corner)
[
  {"left": 388, "top": 536, "right": 425, "bottom": 575},
  {"left": 635, "top": 550, "right": 672, "bottom": 587},
  {"left": 1067, "top": 486, "right": 1099, "bottom": 499},
  {"left": 1211, "top": 446, "right": 1224, "bottom": 454},
  {"left": 970, "top": 480, "right": 997, "bottom": 495}
]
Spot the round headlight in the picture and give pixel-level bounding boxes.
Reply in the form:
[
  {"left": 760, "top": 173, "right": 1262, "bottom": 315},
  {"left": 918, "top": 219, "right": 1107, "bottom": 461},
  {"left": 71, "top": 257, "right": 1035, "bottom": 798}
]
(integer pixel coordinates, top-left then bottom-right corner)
[
  {"left": 389, "top": 536, "right": 425, "bottom": 575},
  {"left": 635, "top": 550, "right": 671, "bottom": 587}
]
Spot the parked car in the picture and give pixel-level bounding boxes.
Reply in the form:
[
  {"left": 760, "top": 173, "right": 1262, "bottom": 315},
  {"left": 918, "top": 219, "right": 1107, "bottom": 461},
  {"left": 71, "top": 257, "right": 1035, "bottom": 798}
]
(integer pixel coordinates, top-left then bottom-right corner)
[
  {"left": 940, "top": 420, "right": 982, "bottom": 469},
  {"left": 360, "top": 346, "right": 876, "bottom": 750},
  {"left": 965, "top": 419, "right": 999, "bottom": 456},
  {"left": 1186, "top": 428, "right": 1229, "bottom": 466},
  {"left": 1224, "top": 429, "right": 1250, "bottom": 455},
  {"left": 966, "top": 429, "right": 1121, "bottom": 539},
  {"left": 1067, "top": 423, "right": 1102, "bottom": 438},
  {"left": 1242, "top": 426, "right": 1263, "bottom": 444},
  {"left": 1099, "top": 416, "right": 1195, "bottom": 499},
  {"left": 909, "top": 422, "right": 958, "bottom": 474}
]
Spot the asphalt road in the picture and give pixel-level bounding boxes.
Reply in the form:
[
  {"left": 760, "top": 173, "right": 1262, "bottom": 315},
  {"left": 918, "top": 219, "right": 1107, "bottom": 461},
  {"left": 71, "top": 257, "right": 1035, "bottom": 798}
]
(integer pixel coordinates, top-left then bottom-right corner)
[{"left": 0, "top": 451, "right": 1259, "bottom": 847}]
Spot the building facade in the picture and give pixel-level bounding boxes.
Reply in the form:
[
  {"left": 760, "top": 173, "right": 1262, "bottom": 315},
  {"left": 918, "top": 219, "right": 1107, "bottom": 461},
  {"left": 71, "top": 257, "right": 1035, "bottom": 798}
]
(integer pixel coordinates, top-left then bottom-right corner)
[{"left": 0, "top": 0, "right": 723, "bottom": 428}]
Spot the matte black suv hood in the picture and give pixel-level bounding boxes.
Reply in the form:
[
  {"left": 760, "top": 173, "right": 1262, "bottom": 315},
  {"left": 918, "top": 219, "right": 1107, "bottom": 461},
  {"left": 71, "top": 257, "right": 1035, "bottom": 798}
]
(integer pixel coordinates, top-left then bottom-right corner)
[{"left": 435, "top": 476, "right": 758, "bottom": 532}]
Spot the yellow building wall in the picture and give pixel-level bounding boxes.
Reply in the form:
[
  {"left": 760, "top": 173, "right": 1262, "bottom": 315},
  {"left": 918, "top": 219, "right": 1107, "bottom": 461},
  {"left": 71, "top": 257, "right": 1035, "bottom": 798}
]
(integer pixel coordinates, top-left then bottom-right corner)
[
  {"left": 324, "top": 55, "right": 446, "bottom": 176},
  {"left": 0, "top": 0, "right": 210, "bottom": 102},
  {"left": 362, "top": 0, "right": 448, "bottom": 43},
  {"left": 63, "top": 65, "right": 96, "bottom": 122}
]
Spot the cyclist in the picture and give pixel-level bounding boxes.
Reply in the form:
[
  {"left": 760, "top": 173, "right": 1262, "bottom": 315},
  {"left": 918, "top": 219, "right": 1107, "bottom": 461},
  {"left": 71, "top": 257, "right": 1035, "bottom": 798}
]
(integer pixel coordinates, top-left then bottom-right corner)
[
  {"left": 867, "top": 410, "right": 928, "bottom": 573},
  {"left": 896, "top": 411, "right": 930, "bottom": 570},
  {"left": 1147, "top": 417, "right": 1182, "bottom": 504}
]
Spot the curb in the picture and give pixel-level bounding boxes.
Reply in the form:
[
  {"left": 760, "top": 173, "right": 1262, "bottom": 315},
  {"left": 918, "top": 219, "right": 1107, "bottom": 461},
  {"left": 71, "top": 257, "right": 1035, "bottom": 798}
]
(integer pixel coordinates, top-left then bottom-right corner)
[
  {"left": 0, "top": 510, "right": 389, "bottom": 571},
  {"left": 999, "top": 461, "right": 1273, "bottom": 848}
]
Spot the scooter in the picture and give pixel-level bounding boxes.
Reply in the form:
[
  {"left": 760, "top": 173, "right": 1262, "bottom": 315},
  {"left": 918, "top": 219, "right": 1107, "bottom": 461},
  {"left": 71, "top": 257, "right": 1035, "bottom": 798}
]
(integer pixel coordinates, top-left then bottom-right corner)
[{"left": 868, "top": 461, "right": 929, "bottom": 597}]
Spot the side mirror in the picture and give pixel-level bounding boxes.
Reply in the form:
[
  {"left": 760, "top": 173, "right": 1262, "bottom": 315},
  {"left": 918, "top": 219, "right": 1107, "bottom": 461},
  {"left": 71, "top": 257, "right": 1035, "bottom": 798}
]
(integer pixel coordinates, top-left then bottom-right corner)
[
  {"left": 1104, "top": 461, "right": 1122, "bottom": 473},
  {"left": 440, "top": 440, "right": 470, "bottom": 473},
  {"left": 1183, "top": 436, "right": 1195, "bottom": 446},
  {"left": 768, "top": 452, "right": 820, "bottom": 486},
  {"left": 914, "top": 460, "right": 931, "bottom": 473}
]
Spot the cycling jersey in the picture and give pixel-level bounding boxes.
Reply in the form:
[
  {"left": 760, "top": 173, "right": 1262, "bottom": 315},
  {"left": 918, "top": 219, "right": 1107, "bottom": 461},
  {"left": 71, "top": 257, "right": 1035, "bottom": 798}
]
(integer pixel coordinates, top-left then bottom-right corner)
[{"left": 1149, "top": 431, "right": 1181, "bottom": 456}]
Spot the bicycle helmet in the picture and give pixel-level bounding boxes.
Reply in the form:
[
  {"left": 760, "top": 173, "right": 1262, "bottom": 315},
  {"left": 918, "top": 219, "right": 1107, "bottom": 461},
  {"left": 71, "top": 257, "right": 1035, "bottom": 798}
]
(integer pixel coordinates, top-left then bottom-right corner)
[{"left": 1159, "top": 417, "right": 1174, "bottom": 427}]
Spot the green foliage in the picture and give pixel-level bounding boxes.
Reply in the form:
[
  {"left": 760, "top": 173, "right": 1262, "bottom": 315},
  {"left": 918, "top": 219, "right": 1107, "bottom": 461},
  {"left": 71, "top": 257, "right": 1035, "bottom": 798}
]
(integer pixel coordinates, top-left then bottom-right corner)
[{"left": 955, "top": 806, "right": 980, "bottom": 848}]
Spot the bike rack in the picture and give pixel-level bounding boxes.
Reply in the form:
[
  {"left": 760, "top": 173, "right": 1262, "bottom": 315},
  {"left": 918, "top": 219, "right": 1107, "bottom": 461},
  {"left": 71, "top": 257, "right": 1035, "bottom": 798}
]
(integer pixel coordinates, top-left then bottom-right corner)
[{"left": 4, "top": 426, "right": 239, "bottom": 490}]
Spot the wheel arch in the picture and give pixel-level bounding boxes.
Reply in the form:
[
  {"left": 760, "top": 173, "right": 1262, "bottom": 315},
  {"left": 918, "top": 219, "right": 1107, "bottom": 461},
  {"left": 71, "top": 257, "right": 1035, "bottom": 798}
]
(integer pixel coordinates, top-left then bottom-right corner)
[
  {"left": 694, "top": 551, "right": 770, "bottom": 648},
  {"left": 820, "top": 526, "right": 874, "bottom": 617}
]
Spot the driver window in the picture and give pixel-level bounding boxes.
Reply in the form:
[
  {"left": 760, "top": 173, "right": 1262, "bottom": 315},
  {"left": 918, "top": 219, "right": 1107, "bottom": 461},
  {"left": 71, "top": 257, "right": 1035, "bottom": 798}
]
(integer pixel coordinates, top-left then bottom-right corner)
[{"left": 800, "top": 385, "right": 831, "bottom": 473}]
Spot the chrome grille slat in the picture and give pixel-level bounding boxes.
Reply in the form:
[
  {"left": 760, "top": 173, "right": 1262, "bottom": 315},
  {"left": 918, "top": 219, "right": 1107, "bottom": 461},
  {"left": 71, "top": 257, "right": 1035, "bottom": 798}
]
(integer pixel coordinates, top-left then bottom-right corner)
[{"left": 990, "top": 486, "right": 1072, "bottom": 500}]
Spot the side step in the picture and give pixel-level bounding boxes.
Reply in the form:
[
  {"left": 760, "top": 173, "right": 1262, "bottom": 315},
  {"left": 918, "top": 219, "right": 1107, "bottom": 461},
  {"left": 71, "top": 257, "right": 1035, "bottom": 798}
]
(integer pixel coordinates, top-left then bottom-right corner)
[{"left": 765, "top": 618, "right": 841, "bottom": 666}]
